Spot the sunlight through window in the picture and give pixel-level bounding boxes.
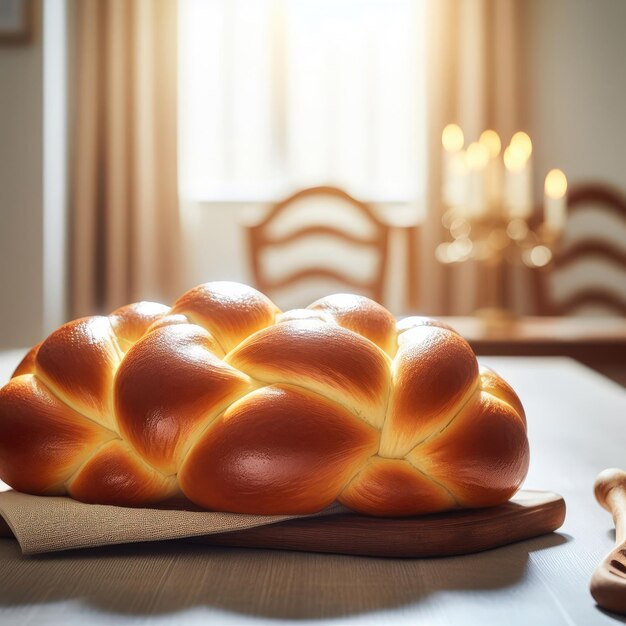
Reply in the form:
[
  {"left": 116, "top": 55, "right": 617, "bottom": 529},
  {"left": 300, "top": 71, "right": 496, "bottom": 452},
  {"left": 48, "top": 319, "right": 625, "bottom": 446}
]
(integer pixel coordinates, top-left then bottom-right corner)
[{"left": 179, "top": 0, "right": 426, "bottom": 202}]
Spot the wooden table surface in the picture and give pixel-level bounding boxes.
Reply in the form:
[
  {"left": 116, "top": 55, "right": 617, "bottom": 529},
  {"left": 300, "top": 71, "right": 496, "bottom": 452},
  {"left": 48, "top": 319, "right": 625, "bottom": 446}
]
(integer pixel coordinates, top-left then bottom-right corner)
[
  {"left": 439, "top": 316, "right": 626, "bottom": 386},
  {"left": 438, "top": 316, "right": 626, "bottom": 351},
  {"left": 1, "top": 350, "right": 626, "bottom": 625}
]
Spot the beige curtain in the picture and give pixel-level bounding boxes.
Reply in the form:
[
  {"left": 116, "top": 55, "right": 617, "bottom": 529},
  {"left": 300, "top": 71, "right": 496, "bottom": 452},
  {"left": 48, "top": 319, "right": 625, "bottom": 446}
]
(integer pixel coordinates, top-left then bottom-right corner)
[
  {"left": 70, "top": 0, "right": 180, "bottom": 317},
  {"left": 419, "top": 0, "right": 523, "bottom": 315}
]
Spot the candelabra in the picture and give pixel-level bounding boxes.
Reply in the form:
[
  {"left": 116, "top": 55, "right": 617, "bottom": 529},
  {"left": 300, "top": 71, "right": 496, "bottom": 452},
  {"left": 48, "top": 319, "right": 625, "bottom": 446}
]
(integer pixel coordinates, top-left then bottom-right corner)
[{"left": 436, "top": 125, "right": 568, "bottom": 320}]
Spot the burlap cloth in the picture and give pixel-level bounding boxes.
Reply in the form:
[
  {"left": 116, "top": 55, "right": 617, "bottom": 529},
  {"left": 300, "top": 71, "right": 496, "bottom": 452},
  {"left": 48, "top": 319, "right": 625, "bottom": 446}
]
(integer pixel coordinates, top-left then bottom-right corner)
[{"left": 0, "top": 490, "right": 347, "bottom": 555}]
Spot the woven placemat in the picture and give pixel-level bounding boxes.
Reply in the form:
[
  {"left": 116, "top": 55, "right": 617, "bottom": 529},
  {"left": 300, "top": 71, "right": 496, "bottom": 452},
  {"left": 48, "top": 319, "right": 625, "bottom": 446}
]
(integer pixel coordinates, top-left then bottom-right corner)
[{"left": 0, "top": 490, "right": 346, "bottom": 555}]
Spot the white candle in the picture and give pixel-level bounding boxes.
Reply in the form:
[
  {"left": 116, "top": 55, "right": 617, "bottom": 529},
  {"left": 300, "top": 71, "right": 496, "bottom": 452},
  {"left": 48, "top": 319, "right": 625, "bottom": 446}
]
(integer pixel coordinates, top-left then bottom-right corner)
[
  {"left": 504, "top": 132, "right": 533, "bottom": 219},
  {"left": 449, "top": 150, "right": 468, "bottom": 210},
  {"left": 544, "top": 169, "right": 568, "bottom": 232},
  {"left": 465, "top": 141, "right": 489, "bottom": 218},
  {"left": 479, "top": 130, "right": 502, "bottom": 213},
  {"left": 441, "top": 124, "right": 465, "bottom": 208}
]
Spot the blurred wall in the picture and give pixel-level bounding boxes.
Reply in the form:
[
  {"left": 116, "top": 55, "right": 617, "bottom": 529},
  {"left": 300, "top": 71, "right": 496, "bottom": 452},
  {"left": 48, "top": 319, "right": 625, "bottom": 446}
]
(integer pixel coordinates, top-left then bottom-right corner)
[
  {"left": 524, "top": 0, "right": 626, "bottom": 197},
  {"left": 0, "top": 17, "right": 43, "bottom": 348},
  {"left": 522, "top": 0, "right": 626, "bottom": 315}
]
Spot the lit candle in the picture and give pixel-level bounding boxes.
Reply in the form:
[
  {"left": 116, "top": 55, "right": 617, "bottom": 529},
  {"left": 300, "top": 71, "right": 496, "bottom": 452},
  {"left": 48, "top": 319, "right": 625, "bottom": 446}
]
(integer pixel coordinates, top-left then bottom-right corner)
[
  {"left": 479, "top": 129, "right": 502, "bottom": 213},
  {"left": 504, "top": 132, "right": 533, "bottom": 219},
  {"left": 544, "top": 169, "right": 568, "bottom": 232},
  {"left": 465, "top": 141, "right": 489, "bottom": 218},
  {"left": 441, "top": 124, "right": 465, "bottom": 209}
]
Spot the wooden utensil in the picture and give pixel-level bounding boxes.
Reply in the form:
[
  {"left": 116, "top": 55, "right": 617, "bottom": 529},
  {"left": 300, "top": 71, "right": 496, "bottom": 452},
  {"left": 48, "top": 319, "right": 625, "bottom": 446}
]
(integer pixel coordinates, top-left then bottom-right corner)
[
  {"left": 591, "top": 468, "right": 626, "bottom": 613},
  {"left": 0, "top": 490, "right": 564, "bottom": 557}
]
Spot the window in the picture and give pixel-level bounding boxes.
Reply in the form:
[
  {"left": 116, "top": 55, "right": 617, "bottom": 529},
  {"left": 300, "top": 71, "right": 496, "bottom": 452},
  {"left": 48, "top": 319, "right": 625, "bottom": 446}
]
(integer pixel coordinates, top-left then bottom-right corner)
[{"left": 179, "top": 0, "right": 426, "bottom": 202}]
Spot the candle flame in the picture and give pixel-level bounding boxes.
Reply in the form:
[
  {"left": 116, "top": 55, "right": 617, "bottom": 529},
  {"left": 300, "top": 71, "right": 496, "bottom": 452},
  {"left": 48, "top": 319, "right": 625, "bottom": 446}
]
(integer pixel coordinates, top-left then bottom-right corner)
[
  {"left": 442, "top": 124, "right": 464, "bottom": 152},
  {"left": 479, "top": 129, "right": 501, "bottom": 158},
  {"left": 466, "top": 142, "right": 489, "bottom": 170},
  {"left": 545, "top": 169, "right": 567, "bottom": 199},
  {"left": 503, "top": 146, "right": 525, "bottom": 172},
  {"left": 510, "top": 131, "right": 533, "bottom": 160}
]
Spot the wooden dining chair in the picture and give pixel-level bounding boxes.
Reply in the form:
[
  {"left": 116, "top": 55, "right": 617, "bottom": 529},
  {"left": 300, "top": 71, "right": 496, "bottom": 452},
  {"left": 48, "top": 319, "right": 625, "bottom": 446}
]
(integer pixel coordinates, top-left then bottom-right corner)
[
  {"left": 243, "top": 186, "right": 390, "bottom": 306},
  {"left": 532, "top": 183, "right": 626, "bottom": 316}
]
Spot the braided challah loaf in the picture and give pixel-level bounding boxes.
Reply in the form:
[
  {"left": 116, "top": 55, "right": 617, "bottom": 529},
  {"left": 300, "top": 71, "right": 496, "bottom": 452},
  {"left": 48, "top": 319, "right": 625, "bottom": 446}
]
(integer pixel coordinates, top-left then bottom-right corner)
[{"left": 0, "top": 282, "right": 529, "bottom": 516}]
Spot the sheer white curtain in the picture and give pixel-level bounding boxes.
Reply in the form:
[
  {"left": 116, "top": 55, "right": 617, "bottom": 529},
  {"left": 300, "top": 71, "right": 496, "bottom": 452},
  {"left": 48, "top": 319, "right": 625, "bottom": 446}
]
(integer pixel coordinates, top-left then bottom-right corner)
[
  {"left": 421, "top": 0, "right": 523, "bottom": 314},
  {"left": 178, "top": 0, "right": 427, "bottom": 203}
]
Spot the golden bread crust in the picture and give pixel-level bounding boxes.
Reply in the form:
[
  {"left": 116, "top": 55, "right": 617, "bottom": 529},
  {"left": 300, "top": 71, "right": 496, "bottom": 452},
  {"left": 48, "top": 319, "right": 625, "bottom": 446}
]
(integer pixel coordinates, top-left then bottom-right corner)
[
  {"left": 179, "top": 384, "right": 379, "bottom": 514},
  {"left": 0, "top": 281, "right": 529, "bottom": 515},
  {"left": 115, "top": 324, "right": 253, "bottom": 474},
  {"left": 0, "top": 375, "right": 115, "bottom": 494}
]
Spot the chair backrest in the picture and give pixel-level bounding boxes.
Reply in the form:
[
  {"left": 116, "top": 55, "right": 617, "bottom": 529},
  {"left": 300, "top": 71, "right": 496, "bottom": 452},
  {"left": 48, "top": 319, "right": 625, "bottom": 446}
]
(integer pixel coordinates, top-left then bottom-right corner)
[
  {"left": 533, "top": 183, "right": 626, "bottom": 316},
  {"left": 244, "top": 186, "right": 389, "bottom": 308}
]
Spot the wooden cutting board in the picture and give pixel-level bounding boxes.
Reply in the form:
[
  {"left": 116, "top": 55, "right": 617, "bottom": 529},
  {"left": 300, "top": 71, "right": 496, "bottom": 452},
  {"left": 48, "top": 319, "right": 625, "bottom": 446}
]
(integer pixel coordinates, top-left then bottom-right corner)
[
  {"left": 0, "top": 490, "right": 565, "bottom": 558},
  {"left": 192, "top": 489, "right": 565, "bottom": 557}
]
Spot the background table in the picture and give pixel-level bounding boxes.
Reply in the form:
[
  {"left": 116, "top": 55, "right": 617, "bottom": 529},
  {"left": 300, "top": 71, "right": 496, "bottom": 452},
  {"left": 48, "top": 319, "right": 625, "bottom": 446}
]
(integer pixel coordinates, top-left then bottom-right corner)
[
  {"left": 440, "top": 316, "right": 626, "bottom": 386},
  {"left": 1, "top": 351, "right": 626, "bottom": 625}
]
